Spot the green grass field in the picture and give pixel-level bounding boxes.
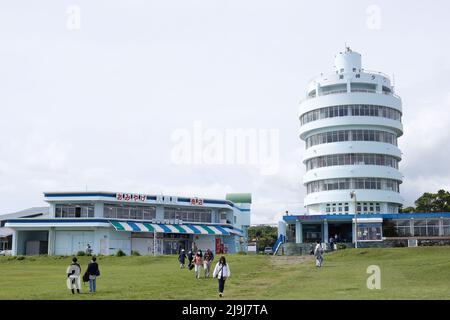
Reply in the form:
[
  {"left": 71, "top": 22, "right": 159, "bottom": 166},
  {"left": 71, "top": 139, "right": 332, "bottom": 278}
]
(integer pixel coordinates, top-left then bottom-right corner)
[{"left": 1, "top": 246, "right": 450, "bottom": 300}]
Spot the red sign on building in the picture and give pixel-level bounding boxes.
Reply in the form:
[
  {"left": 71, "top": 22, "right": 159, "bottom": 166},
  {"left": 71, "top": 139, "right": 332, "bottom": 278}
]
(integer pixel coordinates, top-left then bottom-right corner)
[
  {"left": 116, "top": 193, "right": 147, "bottom": 202},
  {"left": 190, "top": 197, "right": 204, "bottom": 206}
]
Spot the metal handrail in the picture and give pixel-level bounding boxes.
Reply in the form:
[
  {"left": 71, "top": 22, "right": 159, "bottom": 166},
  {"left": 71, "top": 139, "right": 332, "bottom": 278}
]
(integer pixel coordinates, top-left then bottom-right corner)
[
  {"left": 350, "top": 89, "right": 377, "bottom": 93},
  {"left": 299, "top": 89, "right": 401, "bottom": 104},
  {"left": 361, "top": 69, "right": 391, "bottom": 79}
]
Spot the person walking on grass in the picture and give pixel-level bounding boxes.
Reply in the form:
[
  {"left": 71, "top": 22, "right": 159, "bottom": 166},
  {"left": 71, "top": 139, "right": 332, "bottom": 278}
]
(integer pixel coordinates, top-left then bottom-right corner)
[
  {"left": 86, "top": 256, "right": 100, "bottom": 293},
  {"left": 66, "top": 257, "right": 82, "bottom": 294},
  {"left": 187, "top": 250, "right": 194, "bottom": 269},
  {"left": 329, "top": 237, "right": 335, "bottom": 252},
  {"left": 213, "top": 256, "right": 230, "bottom": 298},
  {"left": 193, "top": 251, "right": 203, "bottom": 279},
  {"left": 179, "top": 249, "right": 187, "bottom": 269},
  {"left": 203, "top": 249, "right": 213, "bottom": 278},
  {"left": 314, "top": 240, "right": 324, "bottom": 268}
]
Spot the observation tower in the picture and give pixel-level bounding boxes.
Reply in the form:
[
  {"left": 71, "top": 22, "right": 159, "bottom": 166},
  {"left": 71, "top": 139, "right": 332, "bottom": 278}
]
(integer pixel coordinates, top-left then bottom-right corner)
[{"left": 299, "top": 47, "right": 404, "bottom": 215}]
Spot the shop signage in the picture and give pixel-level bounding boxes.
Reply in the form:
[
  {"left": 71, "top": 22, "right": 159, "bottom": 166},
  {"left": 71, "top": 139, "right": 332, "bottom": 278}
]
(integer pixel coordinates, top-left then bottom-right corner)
[
  {"left": 116, "top": 193, "right": 147, "bottom": 202},
  {"left": 190, "top": 197, "right": 204, "bottom": 206},
  {"left": 156, "top": 195, "right": 178, "bottom": 204}
]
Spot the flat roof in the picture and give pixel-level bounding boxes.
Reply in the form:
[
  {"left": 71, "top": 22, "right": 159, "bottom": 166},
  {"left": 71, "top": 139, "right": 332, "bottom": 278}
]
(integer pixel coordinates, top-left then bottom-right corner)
[
  {"left": 283, "top": 212, "right": 450, "bottom": 222},
  {"left": 43, "top": 191, "right": 251, "bottom": 212}
]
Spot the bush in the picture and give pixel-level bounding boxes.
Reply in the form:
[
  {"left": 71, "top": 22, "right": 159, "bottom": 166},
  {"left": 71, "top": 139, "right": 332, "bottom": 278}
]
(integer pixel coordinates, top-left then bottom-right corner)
[
  {"left": 131, "top": 250, "right": 141, "bottom": 256},
  {"left": 237, "top": 251, "right": 247, "bottom": 255},
  {"left": 336, "top": 243, "right": 347, "bottom": 250},
  {"left": 116, "top": 249, "right": 126, "bottom": 257},
  {"left": 16, "top": 256, "right": 25, "bottom": 260},
  {"left": 76, "top": 251, "right": 86, "bottom": 256}
]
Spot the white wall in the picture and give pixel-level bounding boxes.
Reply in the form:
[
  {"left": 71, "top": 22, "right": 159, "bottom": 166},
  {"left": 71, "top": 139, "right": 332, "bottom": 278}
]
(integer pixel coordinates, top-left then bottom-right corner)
[
  {"left": 192, "top": 235, "right": 215, "bottom": 253},
  {"left": 54, "top": 230, "right": 94, "bottom": 255},
  {"left": 108, "top": 229, "right": 131, "bottom": 255}
]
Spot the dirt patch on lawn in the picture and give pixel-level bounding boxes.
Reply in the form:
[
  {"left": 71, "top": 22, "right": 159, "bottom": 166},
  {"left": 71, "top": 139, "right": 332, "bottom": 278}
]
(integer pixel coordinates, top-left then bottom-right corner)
[{"left": 270, "top": 255, "right": 313, "bottom": 266}]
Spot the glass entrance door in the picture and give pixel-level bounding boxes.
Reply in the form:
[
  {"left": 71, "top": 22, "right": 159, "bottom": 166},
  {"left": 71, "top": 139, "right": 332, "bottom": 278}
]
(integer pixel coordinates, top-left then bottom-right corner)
[{"left": 163, "top": 240, "right": 180, "bottom": 254}]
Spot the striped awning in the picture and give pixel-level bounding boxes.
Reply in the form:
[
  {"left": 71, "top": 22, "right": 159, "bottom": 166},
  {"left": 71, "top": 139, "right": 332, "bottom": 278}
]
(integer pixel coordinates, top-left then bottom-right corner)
[{"left": 109, "top": 220, "right": 234, "bottom": 236}]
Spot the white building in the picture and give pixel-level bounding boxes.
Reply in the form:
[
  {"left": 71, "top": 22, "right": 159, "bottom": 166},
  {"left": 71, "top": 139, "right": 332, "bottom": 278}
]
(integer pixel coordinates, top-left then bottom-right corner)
[
  {"left": 4, "top": 191, "right": 251, "bottom": 256},
  {"left": 299, "top": 47, "right": 404, "bottom": 215}
]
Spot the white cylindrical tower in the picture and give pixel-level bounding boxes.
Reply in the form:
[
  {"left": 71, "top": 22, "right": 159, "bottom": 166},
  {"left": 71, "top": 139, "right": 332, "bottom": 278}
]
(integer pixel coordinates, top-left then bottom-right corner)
[{"left": 299, "top": 47, "right": 404, "bottom": 215}]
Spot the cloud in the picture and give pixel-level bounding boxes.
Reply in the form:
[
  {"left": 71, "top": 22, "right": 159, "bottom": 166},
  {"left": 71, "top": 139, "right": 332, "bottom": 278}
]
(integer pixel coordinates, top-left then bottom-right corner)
[{"left": 1, "top": 1, "right": 450, "bottom": 222}]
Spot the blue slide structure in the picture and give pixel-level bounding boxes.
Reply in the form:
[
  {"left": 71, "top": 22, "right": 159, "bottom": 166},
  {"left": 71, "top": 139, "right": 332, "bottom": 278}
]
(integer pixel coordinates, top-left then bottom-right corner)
[{"left": 272, "top": 234, "right": 286, "bottom": 255}]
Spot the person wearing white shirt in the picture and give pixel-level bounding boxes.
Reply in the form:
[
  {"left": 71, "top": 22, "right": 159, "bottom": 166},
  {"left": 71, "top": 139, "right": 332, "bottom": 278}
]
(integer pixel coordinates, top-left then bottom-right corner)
[
  {"left": 314, "top": 241, "right": 324, "bottom": 268},
  {"left": 212, "top": 256, "right": 231, "bottom": 297}
]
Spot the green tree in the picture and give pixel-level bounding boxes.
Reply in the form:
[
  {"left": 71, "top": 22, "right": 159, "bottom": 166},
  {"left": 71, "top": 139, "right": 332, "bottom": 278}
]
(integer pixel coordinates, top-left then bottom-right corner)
[
  {"left": 415, "top": 189, "right": 450, "bottom": 212},
  {"left": 247, "top": 225, "right": 278, "bottom": 252}
]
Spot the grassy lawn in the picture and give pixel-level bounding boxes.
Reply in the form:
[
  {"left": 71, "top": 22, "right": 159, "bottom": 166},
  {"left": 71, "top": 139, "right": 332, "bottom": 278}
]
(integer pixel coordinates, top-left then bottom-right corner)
[{"left": 1, "top": 246, "right": 450, "bottom": 299}]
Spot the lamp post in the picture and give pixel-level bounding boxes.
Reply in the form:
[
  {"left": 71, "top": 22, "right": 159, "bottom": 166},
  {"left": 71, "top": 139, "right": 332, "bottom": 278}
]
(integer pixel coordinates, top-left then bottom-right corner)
[{"left": 350, "top": 191, "right": 358, "bottom": 249}]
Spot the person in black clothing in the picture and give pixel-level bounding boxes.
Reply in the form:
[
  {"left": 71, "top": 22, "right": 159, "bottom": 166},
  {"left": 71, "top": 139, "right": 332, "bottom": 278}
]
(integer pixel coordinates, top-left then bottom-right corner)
[
  {"left": 187, "top": 250, "right": 194, "bottom": 269},
  {"left": 86, "top": 256, "right": 100, "bottom": 293},
  {"left": 178, "top": 249, "right": 187, "bottom": 268}
]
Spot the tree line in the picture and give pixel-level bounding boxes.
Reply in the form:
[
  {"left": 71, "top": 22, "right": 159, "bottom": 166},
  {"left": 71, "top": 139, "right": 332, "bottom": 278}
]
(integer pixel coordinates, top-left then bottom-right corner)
[
  {"left": 401, "top": 189, "right": 450, "bottom": 213},
  {"left": 247, "top": 225, "right": 278, "bottom": 251}
]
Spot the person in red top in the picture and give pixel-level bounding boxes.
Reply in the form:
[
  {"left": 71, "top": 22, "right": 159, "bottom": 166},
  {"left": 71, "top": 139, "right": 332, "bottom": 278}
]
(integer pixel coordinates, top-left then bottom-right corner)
[
  {"left": 203, "top": 249, "right": 214, "bottom": 278},
  {"left": 193, "top": 251, "right": 203, "bottom": 279}
]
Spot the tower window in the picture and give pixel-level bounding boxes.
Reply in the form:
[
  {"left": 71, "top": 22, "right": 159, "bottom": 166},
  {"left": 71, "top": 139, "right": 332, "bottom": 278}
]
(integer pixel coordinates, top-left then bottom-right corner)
[
  {"left": 356, "top": 74, "right": 360, "bottom": 78},
  {"left": 339, "top": 75, "right": 344, "bottom": 79}
]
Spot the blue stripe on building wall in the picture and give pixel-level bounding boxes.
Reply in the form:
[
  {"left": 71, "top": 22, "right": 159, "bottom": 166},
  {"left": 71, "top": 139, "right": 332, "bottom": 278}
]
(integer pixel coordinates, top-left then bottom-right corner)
[
  {"left": 44, "top": 192, "right": 158, "bottom": 201},
  {"left": 45, "top": 193, "right": 117, "bottom": 198},
  {"left": 6, "top": 219, "right": 109, "bottom": 223},
  {"left": 283, "top": 212, "right": 450, "bottom": 222}
]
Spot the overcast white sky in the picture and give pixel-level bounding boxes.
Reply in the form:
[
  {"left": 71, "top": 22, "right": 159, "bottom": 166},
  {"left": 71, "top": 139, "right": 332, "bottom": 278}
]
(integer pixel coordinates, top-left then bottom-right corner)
[{"left": 1, "top": 0, "right": 450, "bottom": 224}]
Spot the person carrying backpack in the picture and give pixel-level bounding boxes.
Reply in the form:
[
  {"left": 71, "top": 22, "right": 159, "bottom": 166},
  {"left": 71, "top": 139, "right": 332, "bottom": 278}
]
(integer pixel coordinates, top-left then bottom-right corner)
[
  {"left": 66, "top": 257, "right": 82, "bottom": 294},
  {"left": 213, "top": 256, "right": 231, "bottom": 297},
  {"left": 85, "top": 256, "right": 100, "bottom": 293}
]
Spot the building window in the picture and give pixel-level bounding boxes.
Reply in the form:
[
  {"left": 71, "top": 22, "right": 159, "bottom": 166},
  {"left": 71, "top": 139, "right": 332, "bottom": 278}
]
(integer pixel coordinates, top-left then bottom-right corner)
[
  {"left": 55, "top": 204, "right": 94, "bottom": 218},
  {"left": 306, "top": 178, "right": 401, "bottom": 194},
  {"left": 395, "top": 220, "right": 411, "bottom": 236},
  {"left": 305, "top": 153, "right": 399, "bottom": 171},
  {"left": 443, "top": 220, "right": 450, "bottom": 236},
  {"left": 305, "top": 129, "right": 398, "bottom": 149},
  {"left": 357, "top": 224, "right": 382, "bottom": 241},
  {"left": 103, "top": 204, "right": 156, "bottom": 220},
  {"left": 164, "top": 207, "right": 212, "bottom": 223},
  {"left": 427, "top": 220, "right": 440, "bottom": 236},
  {"left": 414, "top": 220, "right": 427, "bottom": 237},
  {"left": 300, "top": 104, "right": 401, "bottom": 126}
]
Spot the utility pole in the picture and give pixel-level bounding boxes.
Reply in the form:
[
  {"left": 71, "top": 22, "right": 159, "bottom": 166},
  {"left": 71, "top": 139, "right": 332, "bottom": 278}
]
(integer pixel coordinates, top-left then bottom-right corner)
[{"left": 350, "top": 191, "right": 358, "bottom": 249}]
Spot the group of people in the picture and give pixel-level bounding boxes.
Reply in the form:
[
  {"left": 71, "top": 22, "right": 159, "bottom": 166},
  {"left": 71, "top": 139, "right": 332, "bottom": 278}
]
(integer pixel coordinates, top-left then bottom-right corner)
[
  {"left": 66, "top": 256, "right": 100, "bottom": 294},
  {"left": 178, "top": 248, "right": 231, "bottom": 297}
]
